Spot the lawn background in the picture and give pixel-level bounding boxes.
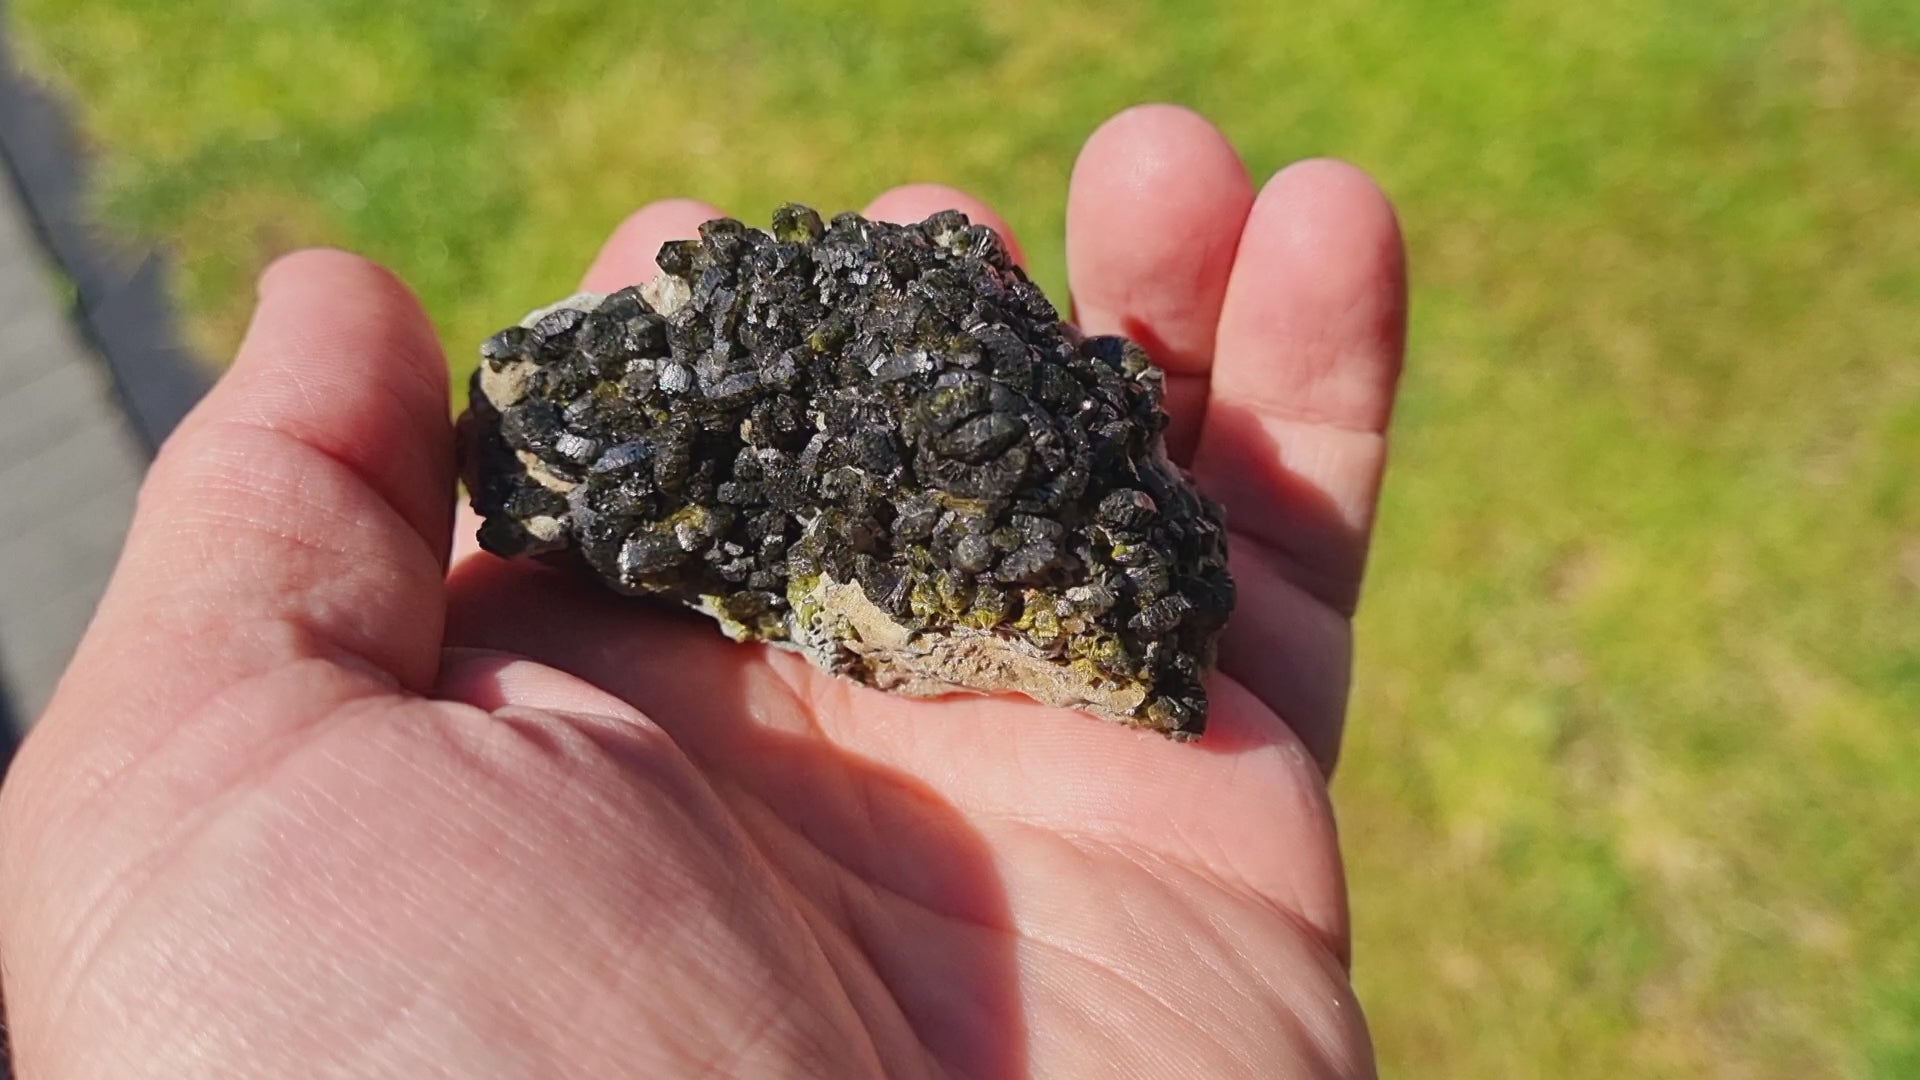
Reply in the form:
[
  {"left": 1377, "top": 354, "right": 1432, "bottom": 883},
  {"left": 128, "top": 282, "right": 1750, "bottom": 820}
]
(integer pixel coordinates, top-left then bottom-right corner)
[{"left": 13, "top": 1, "right": 1919, "bottom": 1075}]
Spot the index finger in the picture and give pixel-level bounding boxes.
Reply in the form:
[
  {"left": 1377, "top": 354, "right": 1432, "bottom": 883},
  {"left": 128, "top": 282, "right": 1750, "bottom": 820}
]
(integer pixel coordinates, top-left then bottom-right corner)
[{"left": 582, "top": 198, "right": 728, "bottom": 292}]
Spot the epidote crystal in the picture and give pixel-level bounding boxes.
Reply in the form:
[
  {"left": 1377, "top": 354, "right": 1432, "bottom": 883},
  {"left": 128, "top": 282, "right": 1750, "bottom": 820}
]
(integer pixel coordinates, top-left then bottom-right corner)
[{"left": 461, "top": 205, "right": 1233, "bottom": 738}]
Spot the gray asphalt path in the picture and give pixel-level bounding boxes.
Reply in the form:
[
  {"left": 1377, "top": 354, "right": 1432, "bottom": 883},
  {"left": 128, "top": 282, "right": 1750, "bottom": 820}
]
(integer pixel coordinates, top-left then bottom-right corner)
[{"left": 0, "top": 175, "right": 142, "bottom": 729}]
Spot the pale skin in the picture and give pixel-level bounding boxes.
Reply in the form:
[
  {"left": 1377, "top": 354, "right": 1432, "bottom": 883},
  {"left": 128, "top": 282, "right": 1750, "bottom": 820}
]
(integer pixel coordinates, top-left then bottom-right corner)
[{"left": 0, "top": 105, "right": 1407, "bottom": 1077}]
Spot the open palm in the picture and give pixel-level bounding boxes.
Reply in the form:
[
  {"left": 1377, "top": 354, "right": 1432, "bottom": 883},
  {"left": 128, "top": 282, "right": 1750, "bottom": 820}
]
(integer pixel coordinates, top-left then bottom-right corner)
[{"left": 0, "top": 106, "right": 1406, "bottom": 1078}]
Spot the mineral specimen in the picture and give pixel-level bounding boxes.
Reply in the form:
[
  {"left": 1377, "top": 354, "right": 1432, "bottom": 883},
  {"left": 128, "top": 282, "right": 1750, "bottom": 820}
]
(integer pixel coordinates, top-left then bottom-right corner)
[{"left": 461, "top": 205, "right": 1234, "bottom": 738}]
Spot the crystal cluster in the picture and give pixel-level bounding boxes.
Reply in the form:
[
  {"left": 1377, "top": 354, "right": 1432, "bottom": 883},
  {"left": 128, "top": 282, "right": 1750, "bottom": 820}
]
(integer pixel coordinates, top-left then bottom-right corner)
[{"left": 461, "top": 205, "right": 1233, "bottom": 737}]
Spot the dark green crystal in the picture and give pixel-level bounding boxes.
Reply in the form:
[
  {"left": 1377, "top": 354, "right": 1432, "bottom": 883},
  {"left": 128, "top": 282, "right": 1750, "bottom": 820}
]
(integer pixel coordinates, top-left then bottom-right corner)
[{"left": 460, "top": 205, "right": 1233, "bottom": 738}]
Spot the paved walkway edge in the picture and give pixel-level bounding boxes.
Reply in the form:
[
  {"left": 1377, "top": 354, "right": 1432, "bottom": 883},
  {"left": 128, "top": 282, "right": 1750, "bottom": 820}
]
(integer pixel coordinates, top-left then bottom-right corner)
[
  {"left": 0, "top": 3, "right": 208, "bottom": 454},
  {"left": 0, "top": 10, "right": 210, "bottom": 785}
]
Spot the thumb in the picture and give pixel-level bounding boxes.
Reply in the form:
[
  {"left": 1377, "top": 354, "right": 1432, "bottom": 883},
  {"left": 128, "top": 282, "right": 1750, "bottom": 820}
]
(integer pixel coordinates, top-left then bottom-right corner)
[{"left": 18, "top": 249, "right": 455, "bottom": 788}]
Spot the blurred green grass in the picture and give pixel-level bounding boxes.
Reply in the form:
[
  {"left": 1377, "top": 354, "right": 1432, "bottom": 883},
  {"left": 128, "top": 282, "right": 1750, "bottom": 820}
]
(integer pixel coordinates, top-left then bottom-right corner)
[{"left": 13, "top": 0, "right": 1918, "bottom": 1074}]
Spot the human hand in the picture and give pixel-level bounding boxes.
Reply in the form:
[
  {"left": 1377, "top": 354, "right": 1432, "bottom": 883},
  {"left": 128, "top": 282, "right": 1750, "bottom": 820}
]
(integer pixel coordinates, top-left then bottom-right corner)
[{"left": 0, "top": 105, "right": 1406, "bottom": 1078}]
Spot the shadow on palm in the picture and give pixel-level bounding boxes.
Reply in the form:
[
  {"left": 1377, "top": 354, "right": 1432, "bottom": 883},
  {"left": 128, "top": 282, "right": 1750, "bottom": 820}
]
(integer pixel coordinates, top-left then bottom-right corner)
[
  {"left": 442, "top": 541, "right": 1350, "bottom": 1075},
  {"left": 447, "top": 556, "right": 1051, "bottom": 1074}
]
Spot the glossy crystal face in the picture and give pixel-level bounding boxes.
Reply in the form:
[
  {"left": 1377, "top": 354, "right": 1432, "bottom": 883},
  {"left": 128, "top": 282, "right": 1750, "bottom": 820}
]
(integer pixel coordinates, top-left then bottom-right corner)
[{"left": 461, "top": 205, "right": 1233, "bottom": 738}]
